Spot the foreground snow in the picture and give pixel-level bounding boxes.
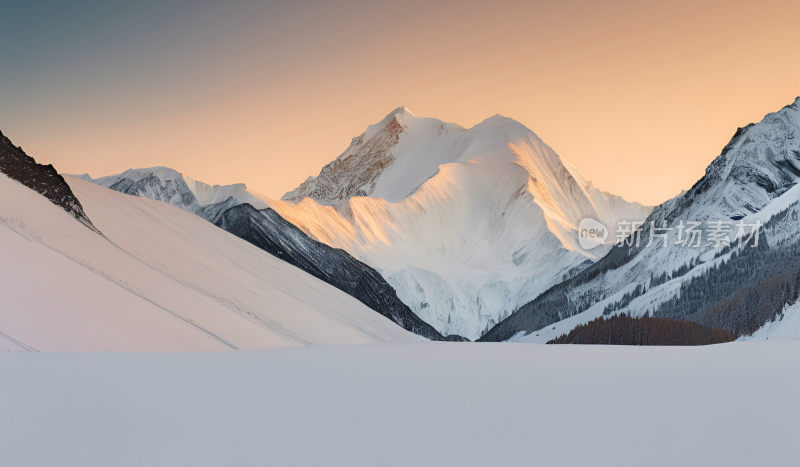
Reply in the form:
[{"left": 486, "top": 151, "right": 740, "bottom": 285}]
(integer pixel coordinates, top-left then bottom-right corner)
[{"left": 1, "top": 342, "right": 797, "bottom": 467}]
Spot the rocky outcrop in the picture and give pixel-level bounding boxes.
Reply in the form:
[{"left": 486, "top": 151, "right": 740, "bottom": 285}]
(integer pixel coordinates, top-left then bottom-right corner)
[
  {"left": 0, "top": 130, "right": 98, "bottom": 232},
  {"left": 282, "top": 115, "right": 403, "bottom": 206}
]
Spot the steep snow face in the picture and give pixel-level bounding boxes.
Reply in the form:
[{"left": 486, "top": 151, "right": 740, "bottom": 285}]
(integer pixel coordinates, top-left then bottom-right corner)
[
  {"left": 79, "top": 167, "right": 269, "bottom": 212},
  {"left": 83, "top": 166, "right": 445, "bottom": 340},
  {"left": 277, "top": 108, "right": 651, "bottom": 339},
  {"left": 0, "top": 172, "right": 420, "bottom": 351},
  {"left": 491, "top": 97, "right": 800, "bottom": 343}
]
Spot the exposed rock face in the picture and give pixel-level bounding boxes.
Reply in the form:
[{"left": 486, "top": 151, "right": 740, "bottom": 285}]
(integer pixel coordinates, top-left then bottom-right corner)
[
  {"left": 0, "top": 130, "right": 98, "bottom": 232},
  {"left": 282, "top": 116, "right": 403, "bottom": 206}
]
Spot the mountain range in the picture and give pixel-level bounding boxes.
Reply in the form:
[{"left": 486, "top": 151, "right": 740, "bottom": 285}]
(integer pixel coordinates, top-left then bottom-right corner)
[
  {"left": 3, "top": 98, "right": 800, "bottom": 349},
  {"left": 76, "top": 108, "right": 652, "bottom": 341}
]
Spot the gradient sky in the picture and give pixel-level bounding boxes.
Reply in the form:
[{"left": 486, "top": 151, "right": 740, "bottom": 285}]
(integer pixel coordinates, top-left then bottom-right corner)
[{"left": 2, "top": 0, "right": 799, "bottom": 205}]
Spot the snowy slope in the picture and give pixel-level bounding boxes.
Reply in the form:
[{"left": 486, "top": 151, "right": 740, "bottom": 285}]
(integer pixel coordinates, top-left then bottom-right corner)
[
  {"left": 514, "top": 185, "right": 800, "bottom": 344},
  {"left": 488, "top": 97, "right": 800, "bottom": 342},
  {"left": 277, "top": 107, "right": 651, "bottom": 339},
  {"left": 81, "top": 166, "right": 447, "bottom": 340},
  {"left": 215, "top": 204, "right": 448, "bottom": 339},
  {"left": 0, "top": 172, "right": 420, "bottom": 351},
  {"left": 747, "top": 300, "right": 800, "bottom": 340},
  {"left": 1, "top": 341, "right": 798, "bottom": 467}
]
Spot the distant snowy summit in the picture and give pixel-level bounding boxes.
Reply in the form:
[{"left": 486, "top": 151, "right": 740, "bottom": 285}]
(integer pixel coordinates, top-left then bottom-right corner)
[
  {"left": 75, "top": 167, "right": 269, "bottom": 213},
  {"left": 276, "top": 107, "right": 652, "bottom": 339}
]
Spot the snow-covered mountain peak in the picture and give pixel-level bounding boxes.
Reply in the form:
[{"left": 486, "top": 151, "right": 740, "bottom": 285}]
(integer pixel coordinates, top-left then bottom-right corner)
[
  {"left": 283, "top": 107, "right": 576, "bottom": 207},
  {"left": 82, "top": 167, "right": 268, "bottom": 212},
  {"left": 385, "top": 105, "right": 414, "bottom": 120},
  {"left": 276, "top": 108, "right": 652, "bottom": 338},
  {"left": 283, "top": 107, "right": 467, "bottom": 205},
  {"left": 483, "top": 96, "right": 800, "bottom": 344},
  {"left": 653, "top": 97, "right": 800, "bottom": 224},
  {"left": 478, "top": 113, "right": 527, "bottom": 129},
  {"left": 362, "top": 106, "right": 416, "bottom": 140},
  {"left": 123, "top": 166, "right": 183, "bottom": 181},
  {"left": 90, "top": 166, "right": 186, "bottom": 185}
]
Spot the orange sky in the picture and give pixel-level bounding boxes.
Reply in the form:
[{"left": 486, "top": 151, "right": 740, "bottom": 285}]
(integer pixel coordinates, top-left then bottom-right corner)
[{"left": 2, "top": 0, "right": 800, "bottom": 205}]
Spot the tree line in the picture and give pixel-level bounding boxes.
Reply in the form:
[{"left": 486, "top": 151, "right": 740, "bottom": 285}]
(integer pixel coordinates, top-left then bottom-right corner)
[{"left": 548, "top": 314, "right": 736, "bottom": 346}]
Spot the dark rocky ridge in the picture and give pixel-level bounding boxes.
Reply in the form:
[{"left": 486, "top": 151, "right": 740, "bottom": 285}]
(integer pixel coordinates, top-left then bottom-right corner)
[
  {"left": 0, "top": 130, "right": 98, "bottom": 232},
  {"left": 215, "top": 203, "right": 458, "bottom": 341}
]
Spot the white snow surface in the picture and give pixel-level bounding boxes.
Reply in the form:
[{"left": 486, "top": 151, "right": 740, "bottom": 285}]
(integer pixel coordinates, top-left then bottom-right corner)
[
  {"left": 746, "top": 300, "right": 800, "bottom": 340},
  {"left": 277, "top": 108, "right": 651, "bottom": 338},
  {"left": 0, "top": 173, "right": 420, "bottom": 351},
  {"left": 1, "top": 341, "right": 797, "bottom": 467}
]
